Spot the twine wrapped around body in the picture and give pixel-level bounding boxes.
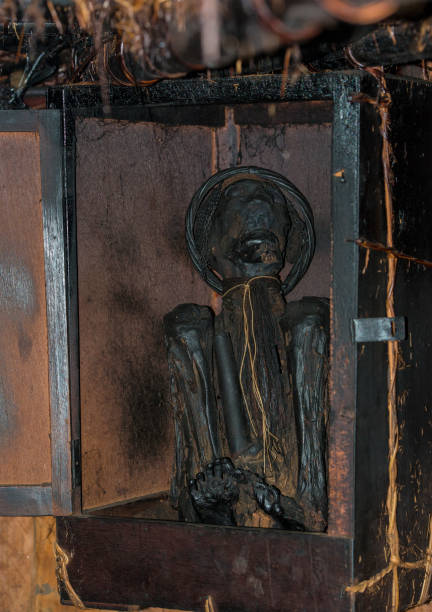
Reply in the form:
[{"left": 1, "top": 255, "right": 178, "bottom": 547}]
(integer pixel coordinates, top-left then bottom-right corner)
[{"left": 222, "top": 275, "right": 283, "bottom": 475}]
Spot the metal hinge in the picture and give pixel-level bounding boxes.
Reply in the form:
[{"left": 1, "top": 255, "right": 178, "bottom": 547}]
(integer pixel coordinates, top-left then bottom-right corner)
[
  {"left": 71, "top": 439, "right": 81, "bottom": 489},
  {"left": 353, "top": 317, "right": 406, "bottom": 342}
]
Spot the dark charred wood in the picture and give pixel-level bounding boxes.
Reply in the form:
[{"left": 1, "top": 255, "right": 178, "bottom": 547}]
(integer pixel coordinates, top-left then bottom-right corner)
[{"left": 305, "top": 19, "right": 432, "bottom": 71}]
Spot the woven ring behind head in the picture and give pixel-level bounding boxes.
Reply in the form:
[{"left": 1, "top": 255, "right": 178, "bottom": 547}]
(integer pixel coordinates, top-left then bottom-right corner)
[{"left": 185, "top": 166, "right": 316, "bottom": 296}]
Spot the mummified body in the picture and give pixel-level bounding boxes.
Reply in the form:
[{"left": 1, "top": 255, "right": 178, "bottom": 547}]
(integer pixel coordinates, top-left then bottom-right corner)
[{"left": 164, "top": 171, "right": 329, "bottom": 531}]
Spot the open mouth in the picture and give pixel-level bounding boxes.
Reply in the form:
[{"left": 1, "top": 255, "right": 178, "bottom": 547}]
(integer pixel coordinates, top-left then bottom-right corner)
[{"left": 230, "top": 230, "right": 281, "bottom": 264}]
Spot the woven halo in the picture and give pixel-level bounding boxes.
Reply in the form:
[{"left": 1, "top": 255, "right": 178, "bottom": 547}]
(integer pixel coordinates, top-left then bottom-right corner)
[{"left": 185, "top": 166, "right": 316, "bottom": 296}]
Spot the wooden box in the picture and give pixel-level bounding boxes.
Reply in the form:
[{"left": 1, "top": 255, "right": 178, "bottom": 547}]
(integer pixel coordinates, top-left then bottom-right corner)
[{"left": 2, "top": 71, "right": 432, "bottom": 610}]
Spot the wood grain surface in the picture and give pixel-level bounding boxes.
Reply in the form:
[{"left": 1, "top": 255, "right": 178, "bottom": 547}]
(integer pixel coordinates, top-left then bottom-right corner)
[
  {"left": 353, "top": 74, "right": 432, "bottom": 612},
  {"left": 326, "top": 78, "right": 361, "bottom": 539},
  {"left": 0, "top": 132, "right": 52, "bottom": 485},
  {"left": 76, "top": 119, "right": 215, "bottom": 509},
  {"left": 57, "top": 516, "right": 352, "bottom": 611}
]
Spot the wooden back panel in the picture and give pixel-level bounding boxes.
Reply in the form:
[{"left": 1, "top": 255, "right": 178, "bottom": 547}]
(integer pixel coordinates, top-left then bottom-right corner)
[{"left": 77, "top": 119, "right": 215, "bottom": 509}]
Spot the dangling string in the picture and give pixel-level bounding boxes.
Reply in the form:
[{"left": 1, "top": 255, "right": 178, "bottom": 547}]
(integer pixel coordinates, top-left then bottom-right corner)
[{"left": 222, "top": 275, "right": 281, "bottom": 474}]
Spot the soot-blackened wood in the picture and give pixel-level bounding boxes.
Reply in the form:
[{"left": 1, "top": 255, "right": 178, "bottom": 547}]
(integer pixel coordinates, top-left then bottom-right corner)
[
  {"left": 389, "top": 78, "right": 432, "bottom": 610},
  {"left": 233, "top": 101, "right": 333, "bottom": 125},
  {"left": 62, "top": 100, "right": 82, "bottom": 504},
  {"left": 57, "top": 516, "right": 352, "bottom": 612},
  {"left": 354, "top": 84, "right": 391, "bottom": 611},
  {"left": 47, "top": 72, "right": 354, "bottom": 112},
  {"left": 327, "top": 75, "right": 361, "bottom": 540},
  {"left": 75, "top": 119, "right": 214, "bottom": 511},
  {"left": 354, "top": 77, "right": 432, "bottom": 611},
  {"left": 305, "top": 20, "right": 432, "bottom": 72}
]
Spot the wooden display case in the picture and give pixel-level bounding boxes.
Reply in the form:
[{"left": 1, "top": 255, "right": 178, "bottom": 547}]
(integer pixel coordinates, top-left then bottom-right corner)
[{"left": 1, "top": 71, "right": 432, "bottom": 610}]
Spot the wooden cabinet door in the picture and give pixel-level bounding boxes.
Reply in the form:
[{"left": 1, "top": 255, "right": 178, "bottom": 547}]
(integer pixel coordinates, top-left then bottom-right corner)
[{"left": 0, "top": 110, "right": 79, "bottom": 515}]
